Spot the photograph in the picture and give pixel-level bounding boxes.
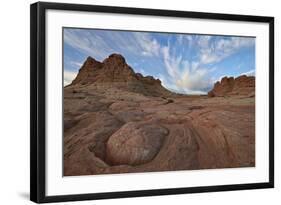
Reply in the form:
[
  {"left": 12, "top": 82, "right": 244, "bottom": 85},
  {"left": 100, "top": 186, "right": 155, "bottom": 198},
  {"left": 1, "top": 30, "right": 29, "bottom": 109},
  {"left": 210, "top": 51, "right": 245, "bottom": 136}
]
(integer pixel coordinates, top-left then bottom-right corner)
[
  {"left": 30, "top": 2, "right": 274, "bottom": 202},
  {"left": 63, "top": 28, "right": 256, "bottom": 176}
]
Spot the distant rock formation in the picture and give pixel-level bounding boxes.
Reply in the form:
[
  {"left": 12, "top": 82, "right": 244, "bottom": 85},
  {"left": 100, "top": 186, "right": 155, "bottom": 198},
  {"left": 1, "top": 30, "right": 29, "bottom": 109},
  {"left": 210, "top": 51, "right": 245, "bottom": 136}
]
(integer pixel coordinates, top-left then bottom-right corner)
[
  {"left": 208, "top": 75, "right": 255, "bottom": 97},
  {"left": 70, "top": 54, "right": 172, "bottom": 97}
]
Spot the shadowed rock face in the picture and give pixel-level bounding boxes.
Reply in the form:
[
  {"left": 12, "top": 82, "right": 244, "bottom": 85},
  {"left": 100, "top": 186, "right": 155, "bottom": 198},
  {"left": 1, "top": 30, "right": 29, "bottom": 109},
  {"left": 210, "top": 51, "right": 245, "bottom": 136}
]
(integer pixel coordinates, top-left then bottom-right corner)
[
  {"left": 70, "top": 54, "right": 171, "bottom": 97},
  {"left": 208, "top": 75, "right": 255, "bottom": 97},
  {"left": 63, "top": 54, "right": 255, "bottom": 176}
]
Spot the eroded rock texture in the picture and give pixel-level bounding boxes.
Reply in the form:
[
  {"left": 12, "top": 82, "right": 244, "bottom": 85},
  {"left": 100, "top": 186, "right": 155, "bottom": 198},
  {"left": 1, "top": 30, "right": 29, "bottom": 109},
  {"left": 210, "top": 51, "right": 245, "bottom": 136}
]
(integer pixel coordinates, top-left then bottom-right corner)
[
  {"left": 64, "top": 54, "right": 255, "bottom": 176},
  {"left": 208, "top": 75, "right": 255, "bottom": 97},
  {"left": 106, "top": 122, "right": 168, "bottom": 166}
]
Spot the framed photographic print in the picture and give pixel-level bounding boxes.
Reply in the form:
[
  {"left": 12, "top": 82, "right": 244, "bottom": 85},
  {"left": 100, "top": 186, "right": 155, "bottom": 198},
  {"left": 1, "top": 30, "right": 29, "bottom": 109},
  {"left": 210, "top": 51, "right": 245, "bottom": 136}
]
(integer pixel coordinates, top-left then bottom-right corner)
[{"left": 30, "top": 1, "right": 274, "bottom": 203}]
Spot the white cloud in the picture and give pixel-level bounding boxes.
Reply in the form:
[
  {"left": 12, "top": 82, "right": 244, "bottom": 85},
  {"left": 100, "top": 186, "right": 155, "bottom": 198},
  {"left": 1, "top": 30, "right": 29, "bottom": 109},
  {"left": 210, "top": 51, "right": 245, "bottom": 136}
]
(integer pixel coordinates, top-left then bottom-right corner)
[
  {"left": 139, "top": 68, "right": 149, "bottom": 76},
  {"left": 157, "top": 73, "right": 181, "bottom": 93},
  {"left": 70, "top": 61, "right": 83, "bottom": 68},
  {"left": 197, "top": 36, "right": 212, "bottom": 48},
  {"left": 240, "top": 69, "right": 255, "bottom": 76},
  {"left": 198, "top": 36, "right": 255, "bottom": 65},
  {"left": 162, "top": 46, "right": 181, "bottom": 79},
  {"left": 64, "top": 70, "right": 77, "bottom": 86},
  {"left": 64, "top": 29, "right": 161, "bottom": 63},
  {"left": 64, "top": 29, "right": 115, "bottom": 60},
  {"left": 214, "top": 68, "right": 255, "bottom": 84},
  {"left": 161, "top": 45, "right": 213, "bottom": 94},
  {"left": 64, "top": 29, "right": 255, "bottom": 94},
  {"left": 134, "top": 33, "right": 160, "bottom": 57}
]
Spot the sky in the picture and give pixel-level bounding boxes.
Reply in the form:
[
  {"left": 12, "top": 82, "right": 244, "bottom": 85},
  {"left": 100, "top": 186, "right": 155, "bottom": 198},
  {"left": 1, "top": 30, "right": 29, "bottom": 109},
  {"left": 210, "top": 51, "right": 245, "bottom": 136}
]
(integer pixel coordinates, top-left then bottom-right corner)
[{"left": 64, "top": 28, "right": 255, "bottom": 94}]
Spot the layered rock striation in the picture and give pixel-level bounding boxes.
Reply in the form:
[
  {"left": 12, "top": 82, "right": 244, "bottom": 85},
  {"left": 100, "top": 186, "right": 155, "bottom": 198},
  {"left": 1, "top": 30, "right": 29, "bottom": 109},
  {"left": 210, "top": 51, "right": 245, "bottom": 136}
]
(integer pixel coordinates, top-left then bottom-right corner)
[
  {"left": 208, "top": 75, "right": 255, "bottom": 97},
  {"left": 70, "top": 54, "right": 172, "bottom": 97}
]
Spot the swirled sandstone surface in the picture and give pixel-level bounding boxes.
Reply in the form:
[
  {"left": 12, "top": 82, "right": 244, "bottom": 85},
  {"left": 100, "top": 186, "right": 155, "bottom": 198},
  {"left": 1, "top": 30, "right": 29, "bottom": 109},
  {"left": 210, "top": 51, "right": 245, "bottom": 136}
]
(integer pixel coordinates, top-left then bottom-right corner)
[{"left": 64, "top": 54, "right": 255, "bottom": 176}]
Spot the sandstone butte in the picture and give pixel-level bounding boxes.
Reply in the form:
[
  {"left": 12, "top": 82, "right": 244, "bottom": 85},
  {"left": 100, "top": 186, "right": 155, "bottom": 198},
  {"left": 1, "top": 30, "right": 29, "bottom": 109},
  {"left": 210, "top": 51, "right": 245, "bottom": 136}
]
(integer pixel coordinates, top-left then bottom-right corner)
[
  {"left": 208, "top": 75, "right": 255, "bottom": 97},
  {"left": 64, "top": 53, "right": 255, "bottom": 176}
]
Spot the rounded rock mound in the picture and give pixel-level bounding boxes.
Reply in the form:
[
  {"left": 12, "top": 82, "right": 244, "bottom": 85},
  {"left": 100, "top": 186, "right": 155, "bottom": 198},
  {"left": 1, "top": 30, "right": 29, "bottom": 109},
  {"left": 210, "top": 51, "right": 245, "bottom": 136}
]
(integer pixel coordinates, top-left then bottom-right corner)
[{"left": 106, "top": 122, "right": 168, "bottom": 166}]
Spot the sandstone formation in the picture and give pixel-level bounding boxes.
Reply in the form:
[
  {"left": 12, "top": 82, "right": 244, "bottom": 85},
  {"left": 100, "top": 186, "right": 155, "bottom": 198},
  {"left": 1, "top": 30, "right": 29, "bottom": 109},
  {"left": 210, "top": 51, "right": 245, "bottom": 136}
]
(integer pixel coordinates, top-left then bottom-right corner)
[
  {"left": 106, "top": 122, "right": 168, "bottom": 166},
  {"left": 64, "top": 54, "right": 255, "bottom": 176},
  {"left": 208, "top": 75, "right": 255, "bottom": 97},
  {"left": 70, "top": 53, "right": 172, "bottom": 97}
]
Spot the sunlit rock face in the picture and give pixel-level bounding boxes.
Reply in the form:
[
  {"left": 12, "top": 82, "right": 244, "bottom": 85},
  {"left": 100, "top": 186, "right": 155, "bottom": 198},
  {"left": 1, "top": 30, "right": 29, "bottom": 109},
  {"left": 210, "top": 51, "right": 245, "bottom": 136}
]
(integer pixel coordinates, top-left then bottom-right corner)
[{"left": 208, "top": 75, "right": 255, "bottom": 97}]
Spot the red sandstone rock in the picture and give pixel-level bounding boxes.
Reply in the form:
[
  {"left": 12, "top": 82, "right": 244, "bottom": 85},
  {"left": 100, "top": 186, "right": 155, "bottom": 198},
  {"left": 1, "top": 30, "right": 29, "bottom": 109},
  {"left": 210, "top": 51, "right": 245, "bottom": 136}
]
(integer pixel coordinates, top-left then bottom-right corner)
[
  {"left": 63, "top": 54, "right": 255, "bottom": 176},
  {"left": 106, "top": 122, "right": 168, "bottom": 166},
  {"left": 70, "top": 54, "right": 171, "bottom": 97},
  {"left": 208, "top": 75, "right": 255, "bottom": 97}
]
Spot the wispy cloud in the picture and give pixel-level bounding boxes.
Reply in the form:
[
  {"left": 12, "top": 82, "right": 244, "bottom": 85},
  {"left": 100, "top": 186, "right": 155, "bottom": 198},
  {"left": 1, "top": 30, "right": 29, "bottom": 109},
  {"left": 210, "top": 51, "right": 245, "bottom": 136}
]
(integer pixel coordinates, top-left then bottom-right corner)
[
  {"left": 240, "top": 69, "right": 255, "bottom": 76},
  {"left": 198, "top": 36, "right": 255, "bottom": 65},
  {"left": 64, "top": 70, "right": 77, "bottom": 86},
  {"left": 161, "top": 45, "right": 213, "bottom": 94},
  {"left": 64, "top": 29, "right": 115, "bottom": 60},
  {"left": 64, "top": 28, "right": 255, "bottom": 94},
  {"left": 133, "top": 33, "right": 160, "bottom": 57},
  {"left": 64, "top": 29, "right": 161, "bottom": 62},
  {"left": 70, "top": 60, "right": 83, "bottom": 68},
  {"left": 159, "top": 35, "right": 255, "bottom": 93}
]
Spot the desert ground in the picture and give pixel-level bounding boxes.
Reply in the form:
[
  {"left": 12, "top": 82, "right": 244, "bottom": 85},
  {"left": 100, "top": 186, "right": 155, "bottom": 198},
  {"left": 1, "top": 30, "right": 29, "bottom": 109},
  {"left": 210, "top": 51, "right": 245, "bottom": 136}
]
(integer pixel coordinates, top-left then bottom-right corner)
[{"left": 64, "top": 54, "right": 255, "bottom": 176}]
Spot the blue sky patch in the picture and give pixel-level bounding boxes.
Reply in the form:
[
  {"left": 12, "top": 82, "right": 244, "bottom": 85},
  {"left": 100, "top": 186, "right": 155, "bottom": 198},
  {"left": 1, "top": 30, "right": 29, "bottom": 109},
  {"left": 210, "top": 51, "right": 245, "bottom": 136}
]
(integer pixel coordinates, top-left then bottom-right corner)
[{"left": 63, "top": 28, "right": 255, "bottom": 94}]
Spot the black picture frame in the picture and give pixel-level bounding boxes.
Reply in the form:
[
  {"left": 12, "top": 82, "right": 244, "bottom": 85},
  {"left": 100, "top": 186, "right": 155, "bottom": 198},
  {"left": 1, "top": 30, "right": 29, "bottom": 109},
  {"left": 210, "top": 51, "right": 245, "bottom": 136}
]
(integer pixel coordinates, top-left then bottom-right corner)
[{"left": 30, "top": 1, "right": 274, "bottom": 203}]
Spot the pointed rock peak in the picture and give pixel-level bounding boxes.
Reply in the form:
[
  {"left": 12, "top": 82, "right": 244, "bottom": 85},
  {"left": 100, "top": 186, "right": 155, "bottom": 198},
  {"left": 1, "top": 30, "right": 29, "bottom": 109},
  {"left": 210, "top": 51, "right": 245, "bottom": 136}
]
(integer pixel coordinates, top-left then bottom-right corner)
[
  {"left": 84, "top": 56, "right": 101, "bottom": 65},
  {"left": 70, "top": 53, "right": 170, "bottom": 97},
  {"left": 78, "top": 56, "right": 103, "bottom": 72},
  {"left": 86, "top": 56, "right": 95, "bottom": 61},
  {"left": 103, "top": 53, "right": 126, "bottom": 64}
]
